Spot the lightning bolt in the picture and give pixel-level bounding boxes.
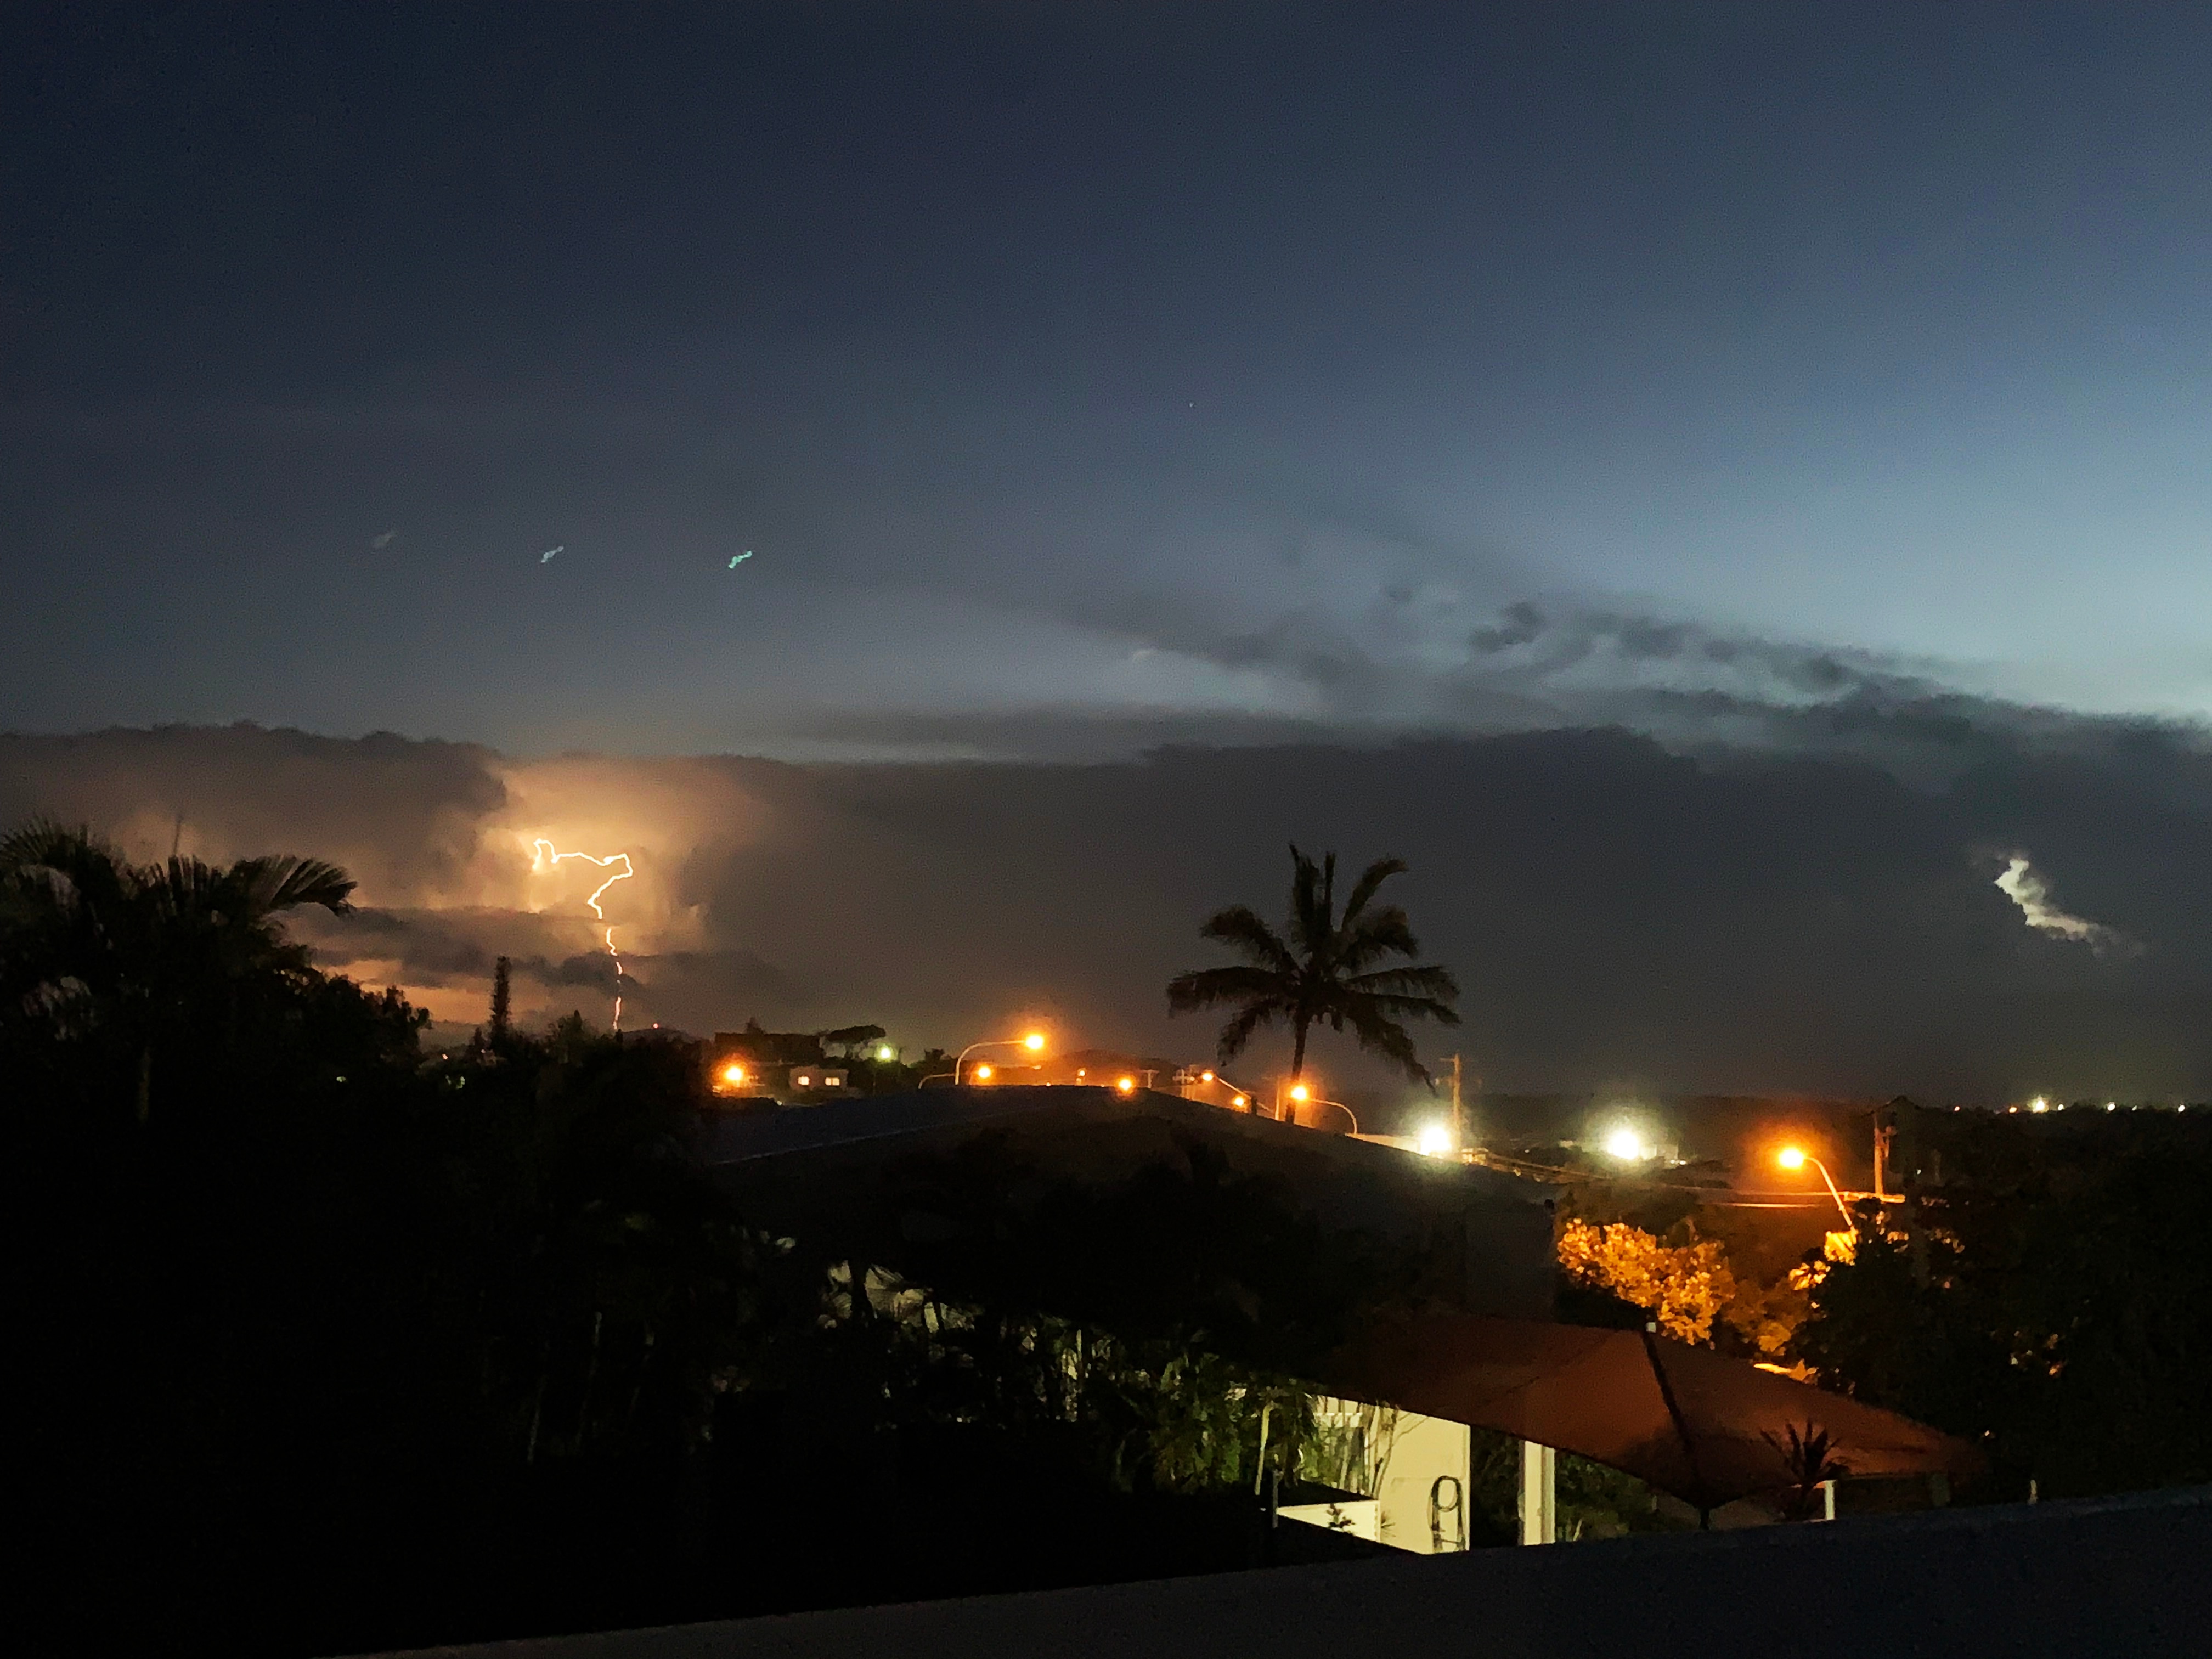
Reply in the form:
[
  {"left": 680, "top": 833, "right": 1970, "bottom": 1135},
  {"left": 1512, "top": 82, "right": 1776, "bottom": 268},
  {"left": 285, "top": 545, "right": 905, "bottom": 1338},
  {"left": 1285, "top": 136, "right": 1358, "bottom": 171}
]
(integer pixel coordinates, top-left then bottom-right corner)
[{"left": 531, "top": 838, "right": 636, "bottom": 1030}]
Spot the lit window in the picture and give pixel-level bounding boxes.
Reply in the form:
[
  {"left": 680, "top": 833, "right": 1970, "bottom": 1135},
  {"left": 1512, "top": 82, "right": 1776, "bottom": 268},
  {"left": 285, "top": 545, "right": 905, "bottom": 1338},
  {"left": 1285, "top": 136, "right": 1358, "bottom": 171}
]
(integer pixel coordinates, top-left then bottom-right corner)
[{"left": 797, "top": 1074, "right": 811, "bottom": 1086}]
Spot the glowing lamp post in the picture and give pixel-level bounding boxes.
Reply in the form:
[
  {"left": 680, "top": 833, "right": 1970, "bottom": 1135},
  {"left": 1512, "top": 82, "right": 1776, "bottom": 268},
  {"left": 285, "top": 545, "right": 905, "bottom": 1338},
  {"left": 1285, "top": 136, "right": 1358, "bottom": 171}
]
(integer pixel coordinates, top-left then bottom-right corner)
[
  {"left": 944, "top": 1030, "right": 1047, "bottom": 1086},
  {"left": 1778, "top": 1146, "right": 1854, "bottom": 1227},
  {"left": 1198, "top": 1068, "right": 1255, "bottom": 1111}
]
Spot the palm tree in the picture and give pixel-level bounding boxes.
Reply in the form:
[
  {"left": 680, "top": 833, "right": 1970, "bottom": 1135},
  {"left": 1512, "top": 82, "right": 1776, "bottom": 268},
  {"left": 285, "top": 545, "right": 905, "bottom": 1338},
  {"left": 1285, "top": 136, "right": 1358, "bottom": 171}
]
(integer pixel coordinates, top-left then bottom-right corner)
[
  {"left": 1166, "top": 845, "right": 1460, "bottom": 1093},
  {"left": 0, "top": 819, "right": 356, "bottom": 1120}
]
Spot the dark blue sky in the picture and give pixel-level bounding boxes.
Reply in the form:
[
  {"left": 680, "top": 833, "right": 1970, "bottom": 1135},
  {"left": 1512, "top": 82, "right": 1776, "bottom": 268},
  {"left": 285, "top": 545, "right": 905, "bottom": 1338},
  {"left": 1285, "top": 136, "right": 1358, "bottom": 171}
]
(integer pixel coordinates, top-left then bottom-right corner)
[
  {"left": 10, "top": 2, "right": 2212, "bottom": 755},
  {"left": 12, "top": 5, "right": 2212, "bottom": 1096}
]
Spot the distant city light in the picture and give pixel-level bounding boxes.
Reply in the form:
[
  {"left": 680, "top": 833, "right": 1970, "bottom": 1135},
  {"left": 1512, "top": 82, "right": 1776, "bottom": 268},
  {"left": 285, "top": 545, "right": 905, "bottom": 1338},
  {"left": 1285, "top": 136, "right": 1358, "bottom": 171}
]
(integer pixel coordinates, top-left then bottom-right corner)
[
  {"left": 1416, "top": 1122, "right": 1454, "bottom": 1158},
  {"left": 2030, "top": 1097, "right": 2049, "bottom": 1113}
]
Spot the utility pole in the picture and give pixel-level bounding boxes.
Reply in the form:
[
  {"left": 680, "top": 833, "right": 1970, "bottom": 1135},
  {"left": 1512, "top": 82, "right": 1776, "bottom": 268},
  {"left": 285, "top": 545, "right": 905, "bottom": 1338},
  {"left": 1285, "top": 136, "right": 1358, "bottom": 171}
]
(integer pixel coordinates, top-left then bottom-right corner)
[
  {"left": 1874, "top": 1103, "right": 1897, "bottom": 1202},
  {"left": 1449, "top": 1054, "right": 1463, "bottom": 1150}
]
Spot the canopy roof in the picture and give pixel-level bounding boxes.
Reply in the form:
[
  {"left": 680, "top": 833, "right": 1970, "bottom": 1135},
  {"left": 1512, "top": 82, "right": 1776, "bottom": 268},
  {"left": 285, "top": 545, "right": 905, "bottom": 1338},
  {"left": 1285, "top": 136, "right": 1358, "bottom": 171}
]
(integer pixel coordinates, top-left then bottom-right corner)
[
  {"left": 706, "top": 1084, "right": 1558, "bottom": 1319},
  {"left": 1328, "top": 1313, "right": 1984, "bottom": 1509},
  {"left": 704, "top": 1087, "right": 1978, "bottom": 1504}
]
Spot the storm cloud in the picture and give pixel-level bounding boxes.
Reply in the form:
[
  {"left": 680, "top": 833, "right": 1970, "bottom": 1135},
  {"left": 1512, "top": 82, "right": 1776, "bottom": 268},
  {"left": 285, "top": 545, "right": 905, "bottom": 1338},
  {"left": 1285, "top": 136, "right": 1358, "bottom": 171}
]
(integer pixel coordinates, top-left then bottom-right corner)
[{"left": 7, "top": 706, "right": 2212, "bottom": 1104}]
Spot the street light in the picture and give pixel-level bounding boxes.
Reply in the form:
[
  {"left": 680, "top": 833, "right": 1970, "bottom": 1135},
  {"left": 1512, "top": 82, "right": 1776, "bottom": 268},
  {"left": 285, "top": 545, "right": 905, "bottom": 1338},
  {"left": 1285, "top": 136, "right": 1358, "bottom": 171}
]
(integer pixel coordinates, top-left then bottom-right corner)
[
  {"left": 1278, "top": 1081, "right": 1357, "bottom": 1133},
  {"left": 1778, "top": 1146, "right": 1854, "bottom": 1227},
  {"left": 924, "top": 1031, "right": 1049, "bottom": 1087}
]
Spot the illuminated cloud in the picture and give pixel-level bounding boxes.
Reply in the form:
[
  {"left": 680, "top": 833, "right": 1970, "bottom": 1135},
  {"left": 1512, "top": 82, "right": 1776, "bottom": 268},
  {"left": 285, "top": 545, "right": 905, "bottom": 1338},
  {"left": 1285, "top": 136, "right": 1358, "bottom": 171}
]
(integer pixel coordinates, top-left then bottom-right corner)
[{"left": 1994, "top": 855, "right": 2130, "bottom": 953}]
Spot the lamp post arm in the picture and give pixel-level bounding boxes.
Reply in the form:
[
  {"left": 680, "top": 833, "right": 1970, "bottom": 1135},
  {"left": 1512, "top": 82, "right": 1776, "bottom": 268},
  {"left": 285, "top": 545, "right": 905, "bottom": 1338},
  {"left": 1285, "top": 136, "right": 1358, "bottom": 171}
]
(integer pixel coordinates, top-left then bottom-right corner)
[{"left": 1809, "top": 1156, "right": 1854, "bottom": 1228}]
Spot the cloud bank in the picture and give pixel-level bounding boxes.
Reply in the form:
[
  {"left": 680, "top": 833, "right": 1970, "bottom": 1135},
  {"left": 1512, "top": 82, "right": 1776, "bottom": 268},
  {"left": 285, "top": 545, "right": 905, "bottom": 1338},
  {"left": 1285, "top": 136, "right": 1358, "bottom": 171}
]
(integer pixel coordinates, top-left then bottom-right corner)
[{"left": 7, "top": 701, "right": 2212, "bottom": 1104}]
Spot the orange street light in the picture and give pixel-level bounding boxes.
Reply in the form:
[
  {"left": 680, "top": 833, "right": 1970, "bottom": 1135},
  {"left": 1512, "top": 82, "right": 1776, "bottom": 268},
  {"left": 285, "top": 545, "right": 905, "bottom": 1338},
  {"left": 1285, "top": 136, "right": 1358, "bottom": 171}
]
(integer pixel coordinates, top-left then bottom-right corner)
[
  {"left": 926, "top": 1032, "right": 1052, "bottom": 1087},
  {"left": 974, "top": 1063, "right": 995, "bottom": 1081},
  {"left": 1115, "top": 1075, "right": 1136, "bottom": 1093},
  {"left": 1778, "top": 1146, "right": 1853, "bottom": 1227},
  {"left": 721, "top": 1063, "right": 747, "bottom": 1086}
]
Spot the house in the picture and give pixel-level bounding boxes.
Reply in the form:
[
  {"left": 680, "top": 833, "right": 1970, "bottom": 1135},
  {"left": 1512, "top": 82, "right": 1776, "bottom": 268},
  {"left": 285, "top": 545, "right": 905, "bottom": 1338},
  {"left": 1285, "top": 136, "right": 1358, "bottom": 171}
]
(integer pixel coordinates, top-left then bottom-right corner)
[{"left": 710, "top": 1025, "right": 855, "bottom": 1104}]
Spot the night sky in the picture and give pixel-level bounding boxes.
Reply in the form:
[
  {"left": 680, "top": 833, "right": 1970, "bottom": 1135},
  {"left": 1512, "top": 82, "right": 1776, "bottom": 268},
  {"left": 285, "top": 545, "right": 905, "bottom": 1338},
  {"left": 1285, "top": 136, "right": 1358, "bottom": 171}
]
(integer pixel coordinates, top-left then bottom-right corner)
[{"left": 9, "top": 4, "right": 2212, "bottom": 1100}]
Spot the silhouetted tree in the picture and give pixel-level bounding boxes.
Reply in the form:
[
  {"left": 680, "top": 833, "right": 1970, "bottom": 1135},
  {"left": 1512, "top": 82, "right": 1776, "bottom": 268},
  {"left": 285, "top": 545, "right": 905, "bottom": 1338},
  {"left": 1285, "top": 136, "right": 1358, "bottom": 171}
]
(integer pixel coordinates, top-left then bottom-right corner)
[
  {"left": 489, "top": 955, "right": 513, "bottom": 1046},
  {"left": 1797, "top": 1108, "right": 2212, "bottom": 1500},
  {"left": 1166, "top": 845, "right": 1459, "bottom": 1088},
  {"left": 1, "top": 818, "right": 357, "bottom": 1121}
]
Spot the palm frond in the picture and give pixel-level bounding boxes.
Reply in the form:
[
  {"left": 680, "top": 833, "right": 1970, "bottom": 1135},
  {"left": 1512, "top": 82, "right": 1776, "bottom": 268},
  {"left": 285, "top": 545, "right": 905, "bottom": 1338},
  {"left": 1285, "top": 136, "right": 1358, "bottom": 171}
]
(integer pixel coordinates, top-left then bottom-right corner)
[
  {"left": 0, "top": 818, "right": 115, "bottom": 873},
  {"left": 1344, "top": 962, "right": 1461, "bottom": 1003},
  {"left": 1351, "top": 991, "right": 1462, "bottom": 1027},
  {"left": 1195, "top": 905, "right": 1297, "bottom": 973},
  {"left": 1342, "top": 998, "right": 1433, "bottom": 1085},
  {"left": 1336, "top": 905, "right": 1420, "bottom": 970},
  {"left": 1211, "top": 998, "right": 1281, "bottom": 1064},
  {"left": 234, "top": 854, "right": 357, "bottom": 917},
  {"left": 1338, "top": 857, "right": 1408, "bottom": 930},
  {"left": 1166, "top": 964, "right": 1293, "bottom": 1014},
  {"left": 1287, "top": 846, "right": 1337, "bottom": 962}
]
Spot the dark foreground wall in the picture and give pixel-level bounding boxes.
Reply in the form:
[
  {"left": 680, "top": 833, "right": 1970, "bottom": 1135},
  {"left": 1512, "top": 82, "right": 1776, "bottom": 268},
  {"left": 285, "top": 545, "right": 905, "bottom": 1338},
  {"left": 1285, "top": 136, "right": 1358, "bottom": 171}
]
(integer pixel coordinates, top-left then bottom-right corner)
[{"left": 371, "top": 1486, "right": 2212, "bottom": 1659}]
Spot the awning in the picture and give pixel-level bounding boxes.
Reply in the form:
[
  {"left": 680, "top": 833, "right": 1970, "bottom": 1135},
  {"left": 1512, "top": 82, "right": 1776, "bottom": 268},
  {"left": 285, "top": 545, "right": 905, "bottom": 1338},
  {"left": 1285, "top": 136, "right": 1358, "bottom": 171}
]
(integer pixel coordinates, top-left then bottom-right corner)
[{"left": 1325, "top": 1312, "right": 1984, "bottom": 1510}]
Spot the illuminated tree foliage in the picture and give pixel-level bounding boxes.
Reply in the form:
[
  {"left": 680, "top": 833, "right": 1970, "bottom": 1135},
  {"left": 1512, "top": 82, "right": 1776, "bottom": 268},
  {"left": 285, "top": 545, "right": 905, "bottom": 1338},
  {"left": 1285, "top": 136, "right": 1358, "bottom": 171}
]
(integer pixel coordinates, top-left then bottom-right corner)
[{"left": 1556, "top": 1218, "right": 1736, "bottom": 1344}]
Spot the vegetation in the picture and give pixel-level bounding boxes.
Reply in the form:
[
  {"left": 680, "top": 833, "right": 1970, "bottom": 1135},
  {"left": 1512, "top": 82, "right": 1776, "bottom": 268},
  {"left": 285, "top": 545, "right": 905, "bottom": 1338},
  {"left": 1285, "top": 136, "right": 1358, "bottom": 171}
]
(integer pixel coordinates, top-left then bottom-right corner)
[
  {"left": 1556, "top": 1217, "right": 1736, "bottom": 1343},
  {"left": 4, "top": 822, "right": 1404, "bottom": 1655},
  {"left": 1166, "top": 845, "right": 1459, "bottom": 1087},
  {"left": 1797, "top": 1105, "right": 2212, "bottom": 1500}
]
